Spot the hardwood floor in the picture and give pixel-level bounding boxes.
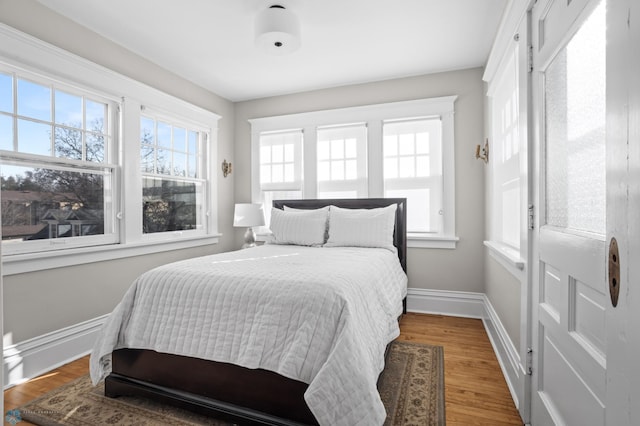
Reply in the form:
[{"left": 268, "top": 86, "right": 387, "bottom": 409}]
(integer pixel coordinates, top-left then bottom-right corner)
[
  {"left": 397, "top": 313, "right": 523, "bottom": 425},
  {"left": 4, "top": 356, "right": 89, "bottom": 426},
  {"left": 3, "top": 313, "right": 523, "bottom": 425}
]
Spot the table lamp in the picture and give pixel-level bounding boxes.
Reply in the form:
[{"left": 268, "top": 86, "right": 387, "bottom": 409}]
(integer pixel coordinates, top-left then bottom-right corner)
[{"left": 233, "top": 203, "right": 265, "bottom": 249}]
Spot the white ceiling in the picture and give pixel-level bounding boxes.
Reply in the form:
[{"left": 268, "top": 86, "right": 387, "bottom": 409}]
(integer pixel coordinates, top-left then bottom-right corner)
[{"left": 36, "top": 0, "right": 507, "bottom": 102}]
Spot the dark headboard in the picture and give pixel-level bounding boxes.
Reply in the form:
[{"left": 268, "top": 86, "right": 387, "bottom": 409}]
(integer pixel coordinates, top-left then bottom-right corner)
[{"left": 272, "top": 198, "right": 407, "bottom": 272}]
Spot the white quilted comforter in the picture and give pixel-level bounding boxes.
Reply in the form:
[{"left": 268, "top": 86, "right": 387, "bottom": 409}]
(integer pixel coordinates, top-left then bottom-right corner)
[{"left": 90, "top": 244, "right": 407, "bottom": 426}]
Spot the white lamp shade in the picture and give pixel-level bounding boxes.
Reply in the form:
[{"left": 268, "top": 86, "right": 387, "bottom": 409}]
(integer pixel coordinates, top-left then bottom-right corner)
[
  {"left": 233, "top": 203, "right": 266, "bottom": 227},
  {"left": 255, "top": 5, "right": 301, "bottom": 55}
]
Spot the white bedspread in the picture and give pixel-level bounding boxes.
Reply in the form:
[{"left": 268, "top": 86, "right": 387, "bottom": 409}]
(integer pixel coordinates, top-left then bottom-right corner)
[{"left": 90, "top": 244, "right": 407, "bottom": 426}]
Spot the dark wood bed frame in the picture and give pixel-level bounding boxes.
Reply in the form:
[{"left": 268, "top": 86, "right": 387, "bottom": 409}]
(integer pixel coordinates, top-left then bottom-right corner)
[{"left": 105, "top": 198, "right": 407, "bottom": 426}]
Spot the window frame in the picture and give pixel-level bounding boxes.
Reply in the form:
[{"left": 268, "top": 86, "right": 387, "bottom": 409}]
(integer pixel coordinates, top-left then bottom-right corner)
[
  {"left": 0, "top": 66, "right": 120, "bottom": 255},
  {"left": 488, "top": 45, "right": 522, "bottom": 251},
  {"left": 250, "top": 96, "right": 458, "bottom": 249},
  {"left": 0, "top": 25, "right": 220, "bottom": 275},
  {"left": 138, "top": 107, "right": 210, "bottom": 241},
  {"left": 316, "top": 123, "right": 368, "bottom": 199},
  {"left": 383, "top": 117, "right": 444, "bottom": 234},
  {"left": 483, "top": 19, "right": 529, "bottom": 277},
  {"left": 258, "top": 129, "right": 304, "bottom": 192}
]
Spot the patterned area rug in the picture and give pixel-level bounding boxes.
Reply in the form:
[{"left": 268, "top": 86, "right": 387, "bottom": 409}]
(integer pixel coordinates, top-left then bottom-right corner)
[{"left": 14, "top": 341, "right": 444, "bottom": 426}]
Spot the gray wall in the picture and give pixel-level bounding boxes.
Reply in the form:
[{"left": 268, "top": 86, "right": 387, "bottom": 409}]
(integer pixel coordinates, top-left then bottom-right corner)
[
  {"left": 234, "top": 68, "right": 486, "bottom": 292},
  {"left": 0, "top": 0, "right": 236, "bottom": 342},
  {"left": 485, "top": 256, "right": 521, "bottom": 349}
]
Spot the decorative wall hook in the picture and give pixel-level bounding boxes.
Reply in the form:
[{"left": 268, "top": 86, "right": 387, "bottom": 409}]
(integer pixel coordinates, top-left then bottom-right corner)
[
  {"left": 221, "top": 159, "right": 232, "bottom": 177},
  {"left": 475, "top": 139, "right": 489, "bottom": 163}
]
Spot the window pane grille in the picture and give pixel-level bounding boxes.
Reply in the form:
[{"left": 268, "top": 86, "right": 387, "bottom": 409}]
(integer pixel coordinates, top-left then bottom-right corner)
[
  {"left": 2, "top": 79, "right": 110, "bottom": 163},
  {"left": 317, "top": 124, "right": 367, "bottom": 198},
  {"left": 140, "top": 116, "right": 198, "bottom": 178},
  {"left": 259, "top": 130, "right": 303, "bottom": 190}
]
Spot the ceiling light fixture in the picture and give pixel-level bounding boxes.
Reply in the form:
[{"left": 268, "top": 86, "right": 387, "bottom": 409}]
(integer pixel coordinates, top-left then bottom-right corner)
[{"left": 255, "top": 4, "right": 301, "bottom": 55}]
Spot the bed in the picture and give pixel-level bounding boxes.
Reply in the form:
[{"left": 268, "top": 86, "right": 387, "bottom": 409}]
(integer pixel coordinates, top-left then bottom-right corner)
[{"left": 90, "top": 198, "right": 407, "bottom": 426}]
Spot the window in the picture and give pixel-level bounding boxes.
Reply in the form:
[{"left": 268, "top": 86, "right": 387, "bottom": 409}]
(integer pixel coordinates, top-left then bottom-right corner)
[
  {"left": 259, "top": 130, "right": 302, "bottom": 189},
  {"left": 140, "top": 114, "right": 207, "bottom": 235},
  {"left": 489, "top": 46, "right": 521, "bottom": 250},
  {"left": 0, "top": 27, "right": 221, "bottom": 273},
  {"left": 0, "top": 71, "right": 117, "bottom": 254},
  {"left": 317, "top": 124, "right": 367, "bottom": 199},
  {"left": 250, "top": 97, "right": 458, "bottom": 248},
  {"left": 483, "top": 17, "right": 529, "bottom": 273},
  {"left": 383, "top": 118, "right": 442, "bottom": 233},
  {"left": 258, "top": 129, "right": 303, "bottom": 224}
]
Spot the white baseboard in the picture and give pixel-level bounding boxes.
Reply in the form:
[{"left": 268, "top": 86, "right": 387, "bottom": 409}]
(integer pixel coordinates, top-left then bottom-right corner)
[
  {"left": 406, "top": 287, "right": 486, "bottom": 318},
  {"left": 481, "top": 295, "right": 525, "bottom": 411},
  {"left": 3, "top": 314, "right": 108, "bottom": 389}
]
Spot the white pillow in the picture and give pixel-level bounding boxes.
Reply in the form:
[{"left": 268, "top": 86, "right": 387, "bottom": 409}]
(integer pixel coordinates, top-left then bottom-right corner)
[
  {"left": 283, "top": 205, "right": 330, "bottom": 213},
  {"left": 325, "top": 204, "right": 397, "bottom": 251},
  {"left": 268, "top": 207, "right": 328, "bottom": 246},
  {"left": 283, "top": 205, "right": 330, "bottom": 242}
]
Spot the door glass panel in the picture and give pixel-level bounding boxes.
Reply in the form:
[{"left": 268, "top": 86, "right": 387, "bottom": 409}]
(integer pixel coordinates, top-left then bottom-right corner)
[{"left": 545, "top": 1, "right": 606, "bottom": 235}]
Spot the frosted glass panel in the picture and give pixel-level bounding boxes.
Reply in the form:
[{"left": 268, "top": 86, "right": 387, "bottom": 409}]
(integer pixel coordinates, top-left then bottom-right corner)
[{"left": 545, "top": 1, "right": 605, "bottom": 235}]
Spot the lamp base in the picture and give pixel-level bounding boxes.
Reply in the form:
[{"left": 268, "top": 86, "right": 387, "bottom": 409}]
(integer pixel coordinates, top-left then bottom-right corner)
[{"left": 241, "top": 227, "right": 256, "bottom": 249}]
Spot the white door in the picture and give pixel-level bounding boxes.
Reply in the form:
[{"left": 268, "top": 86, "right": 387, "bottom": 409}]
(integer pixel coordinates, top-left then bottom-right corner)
[
  {"left": 604, "top": 0, "right": 639, "bottom": 424},
  {"left": 530, "top": 0, "right": 608, "bottom": 424}
]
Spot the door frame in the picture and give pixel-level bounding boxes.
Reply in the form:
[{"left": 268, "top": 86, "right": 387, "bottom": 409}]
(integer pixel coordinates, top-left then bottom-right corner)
[{"left": 482, "top": 1, "right": 535, "bottom": 422}]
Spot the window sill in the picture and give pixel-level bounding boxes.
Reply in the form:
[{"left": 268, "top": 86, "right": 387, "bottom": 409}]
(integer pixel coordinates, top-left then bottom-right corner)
[
  {"left": 407, "top": 234, "right": 459, "bottom": 249},
  {"left": 484, "top": 240, "right": 525, "bottom": 277},
  {"left": 2, "top": 234, "right": 221, "bottom": 276}
]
